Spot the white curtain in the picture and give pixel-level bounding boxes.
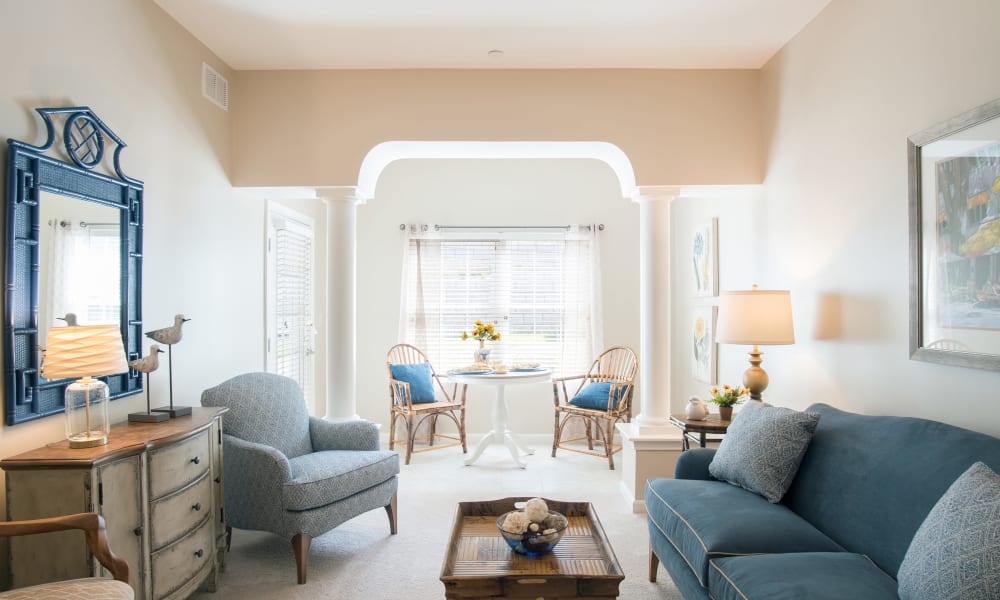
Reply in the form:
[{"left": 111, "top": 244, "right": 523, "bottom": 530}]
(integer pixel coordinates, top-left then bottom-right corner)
[{"left": 45, "top": 220, "right": 120, "bottom": 336}]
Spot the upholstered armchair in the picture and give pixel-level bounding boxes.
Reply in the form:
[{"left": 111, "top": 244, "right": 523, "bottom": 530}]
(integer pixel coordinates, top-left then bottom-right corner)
[
  {"left": 0, "top": 512, "right": 132, "bottom": 599},
  {"left": 201, "top": 372, "right": 399, "bottom": 584}
]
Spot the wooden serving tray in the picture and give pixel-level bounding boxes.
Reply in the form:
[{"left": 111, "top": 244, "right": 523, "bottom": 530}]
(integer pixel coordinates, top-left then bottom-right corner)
[{"left": 440, "top": 497, "right": 624, "bottom": 599}]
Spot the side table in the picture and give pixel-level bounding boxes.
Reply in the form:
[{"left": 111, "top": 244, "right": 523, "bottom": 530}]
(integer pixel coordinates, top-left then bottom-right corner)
[{"left": 669, "top": 413, "right": 731, "bottom": 451}]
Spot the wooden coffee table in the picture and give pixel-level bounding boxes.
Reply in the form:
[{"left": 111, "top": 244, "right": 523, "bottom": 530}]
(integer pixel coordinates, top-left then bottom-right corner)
[{"left": 440, "top": 497, "right": 624, "bottom": 599}]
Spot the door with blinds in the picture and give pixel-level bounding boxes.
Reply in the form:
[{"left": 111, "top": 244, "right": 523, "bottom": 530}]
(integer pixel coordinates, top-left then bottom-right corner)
[{"left": 266, "top": 202, "right": 316, "bottom": 409}]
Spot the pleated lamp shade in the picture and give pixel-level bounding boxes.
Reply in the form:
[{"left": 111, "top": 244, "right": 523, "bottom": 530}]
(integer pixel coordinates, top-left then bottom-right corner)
[{"left": 42, "top": 325, "right": 128, "bottom": 379}]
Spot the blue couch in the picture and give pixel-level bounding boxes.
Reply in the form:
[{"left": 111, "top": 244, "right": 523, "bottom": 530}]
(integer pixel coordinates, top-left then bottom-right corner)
[{"left": 645, "top": 403, "right": 1000, "bottom": 599}]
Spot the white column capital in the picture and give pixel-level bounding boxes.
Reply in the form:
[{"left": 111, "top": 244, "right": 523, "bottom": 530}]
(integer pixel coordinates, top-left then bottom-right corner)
[
  {"left": 316, "top": 186, "right": 363, "bottom": 205},
  {"left": 632, "top": 185, "right": 682, "bottom": 204}
]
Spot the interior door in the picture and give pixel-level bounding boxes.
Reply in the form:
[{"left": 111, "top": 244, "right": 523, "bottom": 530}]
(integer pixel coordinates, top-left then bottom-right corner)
[{"left": 265, "top": 202, "right": 317, "bottom": 409}]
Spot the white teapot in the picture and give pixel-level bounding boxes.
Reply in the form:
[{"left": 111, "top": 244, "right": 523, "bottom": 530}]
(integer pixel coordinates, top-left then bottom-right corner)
[{"left": 685, "top": 396, "right": 709, "bottom": 421}]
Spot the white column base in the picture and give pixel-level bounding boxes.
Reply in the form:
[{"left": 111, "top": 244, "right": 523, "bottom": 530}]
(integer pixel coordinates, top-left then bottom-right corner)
[{"left": 616, "top": 423, "right": 684, "bottom": 513}]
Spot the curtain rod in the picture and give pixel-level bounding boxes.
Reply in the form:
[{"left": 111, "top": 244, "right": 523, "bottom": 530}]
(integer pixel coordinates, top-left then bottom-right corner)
[{"left": 399, "top": 224, "right": 604, "bottom": 231}]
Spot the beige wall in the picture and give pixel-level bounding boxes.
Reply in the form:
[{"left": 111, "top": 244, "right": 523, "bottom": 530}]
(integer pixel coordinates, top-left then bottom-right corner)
[
  {"left": 358, "top": 158, "right": 639, "bottom": 434},
  {"left": 0, "top": 0, "right": 264, "bottom": 570},
  {"left": 758, "top": 0, "right": 1000, "bottom": 435},
  {"left": 231, "top": 69, "right": 763, "bottom": 188}
]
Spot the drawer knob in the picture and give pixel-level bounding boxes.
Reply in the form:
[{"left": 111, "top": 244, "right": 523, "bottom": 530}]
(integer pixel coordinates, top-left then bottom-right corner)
[
  {"left": 191, "top": 456, "right": 201, "bottom": 465},
  {"left": 194, "top": 549, "right": 204, "bottom": 558},
  {"left": 133, "top": 526, "right": 143, "bottom": 537},
  {"left": 214, "top": 476, "right": 221, "bottom": 484},
  {"left": 192, "top": 502, "right": 202, "bottom": 512}
]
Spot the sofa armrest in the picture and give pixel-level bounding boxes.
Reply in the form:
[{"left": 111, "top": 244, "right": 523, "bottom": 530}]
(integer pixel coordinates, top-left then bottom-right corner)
[
  {"left": 675, "top": 447, "right": 717, "bottom": 480},
  {"left": 309, "top": 417, "right": 380, "bottom": 451}
]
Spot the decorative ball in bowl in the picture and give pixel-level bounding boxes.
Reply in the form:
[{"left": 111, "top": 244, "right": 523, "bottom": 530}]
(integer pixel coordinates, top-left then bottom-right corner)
[{"left": 496, "top": 509, "right": 569, "bottom": 557}]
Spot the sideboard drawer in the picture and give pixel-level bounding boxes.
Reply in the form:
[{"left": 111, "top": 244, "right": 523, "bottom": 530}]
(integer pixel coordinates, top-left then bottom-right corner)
[
  {"left": 149, "top": 430, "right": 210, "bottom": 499},
  {"left": 151, "top": 516, "right": 214, "bottom": 600},
  {"left": 149, "top": 471, "right": 213, "bottom": 550}
]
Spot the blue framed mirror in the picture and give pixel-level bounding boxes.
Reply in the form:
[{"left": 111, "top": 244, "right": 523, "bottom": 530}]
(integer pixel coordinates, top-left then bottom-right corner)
[{"left": 4, "top": 107, "right": 143, "bottom": 425}]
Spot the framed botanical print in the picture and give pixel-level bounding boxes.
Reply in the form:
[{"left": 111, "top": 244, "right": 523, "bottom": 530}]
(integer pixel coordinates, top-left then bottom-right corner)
[
  {"left": 692, "top": 218, "right": 718, "bottom": 296},
  {"left": 692, "top": 306, "right": 718, "bottom": 383}
]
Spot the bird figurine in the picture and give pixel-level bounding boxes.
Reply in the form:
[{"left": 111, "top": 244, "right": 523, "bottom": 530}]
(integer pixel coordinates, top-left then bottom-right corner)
[
  {"left": 128, "top": 345, "right": 163, "bottom": 373},
  {"left": 57, "top": 313, "right": 78, "bottom": 326},
  {"left": 127, "top": 346, "right": 168, "bottom": 423},
  {"left": 146, "top": 314, "right": 190, "bottom": 345},
  {"left": 145, "top": 314, "right": 192, "bottom": 417}
]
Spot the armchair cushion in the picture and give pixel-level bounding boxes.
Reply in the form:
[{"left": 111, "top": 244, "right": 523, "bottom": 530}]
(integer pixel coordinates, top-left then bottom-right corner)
[
  {"left": 389, "top": 362, "right": 436, "bottom": 403},
  {"left": 569, "top": 382, "right": 624, "bottom": 410},
  {"left": 285, "top": 450, "right": 400, "bottom": 511},
  {"left": 708, "top": 401, "right": 820, "bottom": 503},
  {"left": 0, "top": 578, "right": 133, "bottom": 599},
  {"left": 897, "top": 461, "right": 1000, "bottom": 600}
]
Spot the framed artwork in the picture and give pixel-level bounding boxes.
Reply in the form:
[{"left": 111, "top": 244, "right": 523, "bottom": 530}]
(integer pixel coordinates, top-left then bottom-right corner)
[
  {"left": 692, "top": 218, "right": 718, "bottom": 296},
  {"left": 692, "top": 306, "right": 718, "bottom": 383},
  {"left": 908, "top": 97, "right": 1000, "bottom": 370}
]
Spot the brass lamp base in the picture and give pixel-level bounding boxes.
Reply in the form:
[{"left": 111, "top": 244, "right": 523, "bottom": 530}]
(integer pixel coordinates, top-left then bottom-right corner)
[{"left": 68, "top": 433, "right": 108, "bottom": 448}]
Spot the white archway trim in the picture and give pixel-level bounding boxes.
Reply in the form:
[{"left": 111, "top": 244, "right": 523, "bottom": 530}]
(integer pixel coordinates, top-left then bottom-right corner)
[{"left": 356, "top": 140, "right": 638, "bottom": 201}]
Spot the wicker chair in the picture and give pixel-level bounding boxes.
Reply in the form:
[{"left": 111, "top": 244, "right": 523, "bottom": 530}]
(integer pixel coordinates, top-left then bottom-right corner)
[
  {"left": 551, "top": 346, "right": 638, "bottom": 470},
  {"left": 0, "top": 512, "right": 132, "bottom": 599},
  {"left": 387, "top": 343, "right": 467, "bottom": 465}
]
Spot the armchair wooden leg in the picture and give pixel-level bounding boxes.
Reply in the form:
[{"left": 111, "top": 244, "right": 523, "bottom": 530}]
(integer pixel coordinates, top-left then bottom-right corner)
[
  {"left": 429, "top": 414, "right": 437, "bottom": 447},
  {"left": 389, "top": 412, "right": 398, "bottom": 450},
  {"left": 405, "top": 415, "right": 415, "bottom": 465},
  {"left": 292, "top": 533, "right": 312, "bottom": 584},
  {"left": 459, "top": 408, "right": 468, "bottom": 453},
  {"left": 385, "top": 492, "right": 398, "bottom": 535},
  {"left": 605, "top": 419, "right": 616, "bottom": 470},
  {"left": 586, "top": 418, "right": 594, "bottom": 450},
  {"left": 552, "top": 412, "right": 560, "bottom": 458},
  {"left": 649, "top": 545, "right": 659, "bottom": 582}
]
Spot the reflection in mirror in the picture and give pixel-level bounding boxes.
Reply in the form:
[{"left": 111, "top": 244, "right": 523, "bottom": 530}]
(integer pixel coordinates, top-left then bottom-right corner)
[{"left": 38, "top": 191, "right": 121, "bottom": 351}]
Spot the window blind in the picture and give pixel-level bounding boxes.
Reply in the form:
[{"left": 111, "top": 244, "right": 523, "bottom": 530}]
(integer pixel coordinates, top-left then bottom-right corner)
[{"left": 274, "top": 227, "right": 314, "bottom": 402}]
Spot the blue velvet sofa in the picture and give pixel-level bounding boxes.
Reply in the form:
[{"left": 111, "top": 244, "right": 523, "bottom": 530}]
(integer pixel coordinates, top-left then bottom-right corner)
[{"left": 645, "top": 403, "right": 1000, "bottom": 599}]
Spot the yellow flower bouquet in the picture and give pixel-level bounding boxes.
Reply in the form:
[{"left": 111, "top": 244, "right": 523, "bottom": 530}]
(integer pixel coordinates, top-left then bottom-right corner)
[{"left": 461, "top": 320, "right": 501, "bottom": 364}]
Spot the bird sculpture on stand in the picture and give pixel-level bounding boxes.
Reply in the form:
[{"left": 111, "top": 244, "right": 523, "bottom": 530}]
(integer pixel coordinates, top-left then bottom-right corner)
[
  {"left": 57, "top": 313, "right": 78, "bottom": 326},
  {"left": 127, "top": 345, "right": 168, "bottom": 422},
  {"left": 147, "top": 314, "right": 191, "bottom": 417}
]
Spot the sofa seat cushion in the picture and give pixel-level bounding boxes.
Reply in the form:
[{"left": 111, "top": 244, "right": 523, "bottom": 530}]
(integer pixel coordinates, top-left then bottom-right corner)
[
  {"left": 709, "top": 552, "right": 899, "bottom": 600},
  {"left": 284, "top": 450, "right": 399, "bottom": 511},
  {"left": 645, "top": 478, "right": 845, "bottom": 587},
  {"left": 0, "top": 578, "right": 134, "bottom": 599}
]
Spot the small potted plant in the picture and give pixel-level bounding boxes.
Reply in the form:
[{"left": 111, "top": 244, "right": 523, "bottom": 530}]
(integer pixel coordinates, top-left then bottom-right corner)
[{"left": 707, "top": 383, "right": 747, "bottom": 421}]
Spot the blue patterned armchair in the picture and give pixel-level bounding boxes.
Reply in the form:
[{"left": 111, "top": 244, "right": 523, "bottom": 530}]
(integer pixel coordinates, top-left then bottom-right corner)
[{"left": 201, "top": 372, "right": 399, "bottom": 584}]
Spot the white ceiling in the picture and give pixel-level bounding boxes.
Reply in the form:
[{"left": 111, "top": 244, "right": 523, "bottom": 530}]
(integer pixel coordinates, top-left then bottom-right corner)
[{"left": 153, "top": 0, "right": 833, "bottom": 71}]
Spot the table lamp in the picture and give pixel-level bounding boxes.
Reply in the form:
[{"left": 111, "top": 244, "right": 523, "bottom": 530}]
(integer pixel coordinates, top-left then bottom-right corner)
[
  {"left": 716, "top": 284, "right": 795, "bottom": 402},
  {"left": 41, "top": 325, "right": 128, "bottom": 448}
]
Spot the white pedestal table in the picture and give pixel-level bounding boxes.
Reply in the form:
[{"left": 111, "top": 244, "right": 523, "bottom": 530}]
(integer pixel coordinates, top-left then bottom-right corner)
[{"left": 448, "top": 369, "right": 552, "bottom": 469}]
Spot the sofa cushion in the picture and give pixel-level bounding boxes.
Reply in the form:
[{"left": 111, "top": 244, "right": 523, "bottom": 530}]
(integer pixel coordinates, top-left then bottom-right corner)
[
  {"left": 782, "top": 404, "right": 1000, "bottom": 578},
  {"left": 708, "top": 401, "right": 819, "bottom": 503},
  {"left": 709, "top": 553, "right": 898, "bottom": 600},
  {"left": 897, "top": 462, "right": 1000, "bottom": 600},
  {"left": 284, "top": 450, "right": 399, "bottom": 511},
  {"left": 645, "top": 477, "right": 844, "bottom": 587},
  {"left": 0, "top": 578, "right": 134, "bottom": 599},
  {"left": 389, "top": 362, "right": 437, "bottom": 403}
]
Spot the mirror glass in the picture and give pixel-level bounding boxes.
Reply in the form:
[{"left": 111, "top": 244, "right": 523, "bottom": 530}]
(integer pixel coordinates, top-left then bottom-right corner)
[{"left": 37, "top": 191, "right": 122, "bottom": 354}]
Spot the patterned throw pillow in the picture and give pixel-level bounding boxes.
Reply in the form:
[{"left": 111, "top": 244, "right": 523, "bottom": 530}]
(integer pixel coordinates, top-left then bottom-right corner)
[
  {"left": 389, "top": 362, "right": 437, "bottom": 403},
  {"left": 897, "top": 462, "right": 1000, "bottom": 600},
  {"left": 708, "top": 401, "right": 820, "bottom": 503}
]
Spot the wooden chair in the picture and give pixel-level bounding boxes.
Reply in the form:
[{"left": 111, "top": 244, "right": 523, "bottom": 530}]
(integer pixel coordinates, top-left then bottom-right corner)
[
  {"left": 551, "top": 346, "right": 638, "bottom": 470},
  {"left": 0, "top": 512, "right": 132, "bottom": 599},
  {"left": 387, "top": 343, "right": 468, "bottom": 465}
]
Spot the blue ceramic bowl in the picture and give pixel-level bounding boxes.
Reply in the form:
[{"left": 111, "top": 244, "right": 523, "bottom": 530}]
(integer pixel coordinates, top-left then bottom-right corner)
[{"left": 496, "top": 510, "right": 568, "bottom": 556}]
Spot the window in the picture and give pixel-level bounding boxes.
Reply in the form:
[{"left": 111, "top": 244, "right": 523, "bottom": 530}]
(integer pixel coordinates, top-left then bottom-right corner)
[{"left": 401, "top": 229, "right": 600, "bottom": 374}]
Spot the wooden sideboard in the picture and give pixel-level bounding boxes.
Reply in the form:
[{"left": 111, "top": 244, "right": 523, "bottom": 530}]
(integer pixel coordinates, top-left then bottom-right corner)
[{"left": 1, "top": 407, "right": 227, "bottom": 599}]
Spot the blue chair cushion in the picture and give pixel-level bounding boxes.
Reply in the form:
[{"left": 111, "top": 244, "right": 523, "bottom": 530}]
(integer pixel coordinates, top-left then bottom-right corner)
[
  {"left": 284, "top": 450, "right": 400, "bottom": 511},
  {"left": 569, "top": 382, "right": 624, "bottom": 410},
  {"left": 389, "top": 362, "right": 436, "bottom": 404},
  {"left": 709, "top": 553, "right": 899, "bottom": 600},
  {"left": 645, "top": 477, "right": 844, "bottom": 587},
  {"left": 897, "top": 462, "right": 1000, "bottom": 600}
]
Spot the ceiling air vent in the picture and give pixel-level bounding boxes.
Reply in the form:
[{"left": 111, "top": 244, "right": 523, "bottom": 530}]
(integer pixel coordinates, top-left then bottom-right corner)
[{"left": 202, "top": 63, "right": 229, "bottom": 111}]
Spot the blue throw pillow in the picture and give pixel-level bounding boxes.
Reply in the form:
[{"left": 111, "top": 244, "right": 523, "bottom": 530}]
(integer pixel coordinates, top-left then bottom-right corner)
[
  {"left": 569, "top": 382, "right": 625, "bottom": 411},
  {"left": 389, "top": 362, "right": 436, "bottom": 404}
]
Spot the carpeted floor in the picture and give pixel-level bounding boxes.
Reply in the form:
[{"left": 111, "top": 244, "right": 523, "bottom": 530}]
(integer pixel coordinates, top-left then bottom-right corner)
[{"left": 190, "top": 435, "right": 683, "bottom": 599}]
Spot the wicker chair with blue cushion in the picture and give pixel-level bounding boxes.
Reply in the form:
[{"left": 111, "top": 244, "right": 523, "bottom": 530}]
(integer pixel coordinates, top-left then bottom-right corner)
[
  {"left": 200, "top": 372, "right": 399, "bottom": 584},
  {"left": 551, "top": 346, "right": 638, "bottom": 470}
]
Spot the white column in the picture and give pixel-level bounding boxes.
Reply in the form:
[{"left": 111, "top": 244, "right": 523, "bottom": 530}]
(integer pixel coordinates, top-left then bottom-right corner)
[
  {"left": 318, "top": 187, "right": 360, "bottom": 421},
  {"left": 616, "top": 185, "right": 683, "bottom": 513},
  {"left": 632, "top": 186, "right": 680, "bottom": 430}
]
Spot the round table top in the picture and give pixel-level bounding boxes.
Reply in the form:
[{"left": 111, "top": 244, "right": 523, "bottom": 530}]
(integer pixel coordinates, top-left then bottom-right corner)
[{"left": 447, "top": 368, "right": 552, "bottom": 385}]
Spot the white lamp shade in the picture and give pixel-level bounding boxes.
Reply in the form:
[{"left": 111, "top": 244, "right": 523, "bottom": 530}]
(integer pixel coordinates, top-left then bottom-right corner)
[
  {"left": 42, "top": 325, "right": 129, "bottom": 379},
  {"left": 716, "top": 289, "right": 795, "bottom": 345}
]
